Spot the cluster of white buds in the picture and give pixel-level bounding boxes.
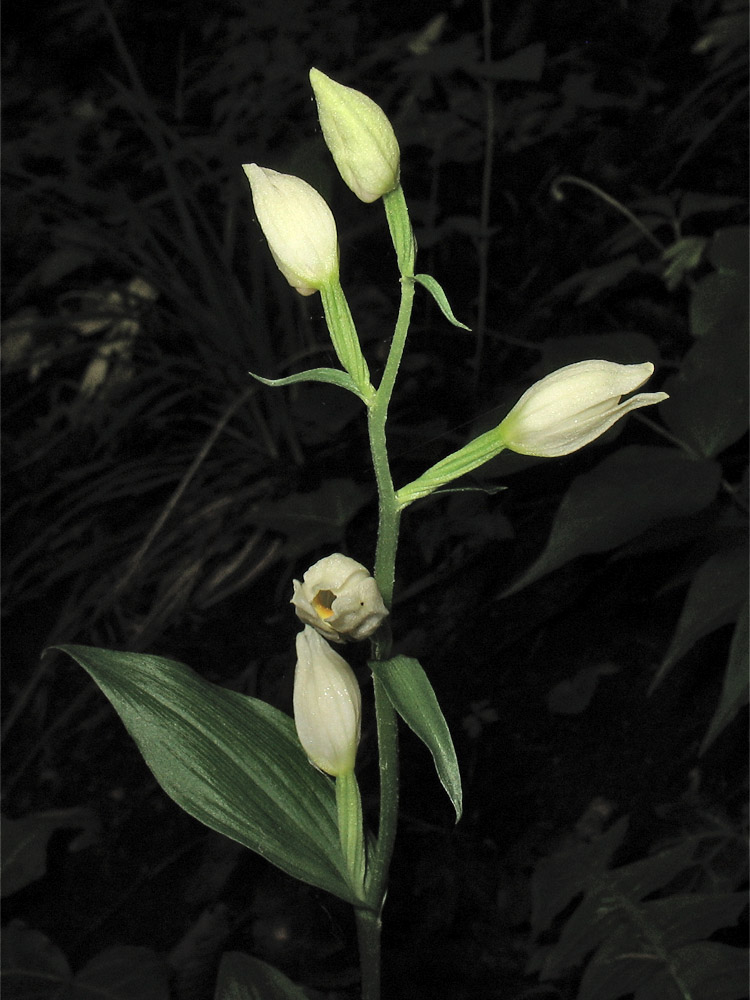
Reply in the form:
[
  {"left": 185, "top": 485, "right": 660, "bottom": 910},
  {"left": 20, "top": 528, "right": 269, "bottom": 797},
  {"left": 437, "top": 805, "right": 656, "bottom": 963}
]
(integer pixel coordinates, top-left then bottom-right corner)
[
  {"left": 246, "top": 70, "right": 669, "bottom": 775},
  {"left": 243, "top": 68, "right": 399, "bottom": 297},
  {"left": 291, "top": 554, "right": 387, "bottom": 776}
]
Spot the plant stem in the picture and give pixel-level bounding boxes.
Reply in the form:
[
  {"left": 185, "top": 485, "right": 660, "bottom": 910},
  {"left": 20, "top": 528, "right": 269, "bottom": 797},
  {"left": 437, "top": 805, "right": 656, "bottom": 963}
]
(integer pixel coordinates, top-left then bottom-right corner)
[
  {"left": 355, "top": 907, "right": 382, "bottom": 1000},
  {"left": 355, "top": 216, "right": 417, "bottom": 997},
  {"left": 550, "top": 174, "right": 666, "bottom": 253}
]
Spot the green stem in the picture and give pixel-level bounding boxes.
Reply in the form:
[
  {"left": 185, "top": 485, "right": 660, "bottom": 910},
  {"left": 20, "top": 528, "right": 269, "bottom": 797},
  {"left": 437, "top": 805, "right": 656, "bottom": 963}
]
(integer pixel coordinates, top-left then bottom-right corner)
[
  {"left": 353, "top": 203, "right": 417, "bottom": 998},
  {"left": 355, "top": 907, "right": 382, "bottom": 1000},
  {"left": 550, "top": 174, "right": 666, "bottom": 253}
]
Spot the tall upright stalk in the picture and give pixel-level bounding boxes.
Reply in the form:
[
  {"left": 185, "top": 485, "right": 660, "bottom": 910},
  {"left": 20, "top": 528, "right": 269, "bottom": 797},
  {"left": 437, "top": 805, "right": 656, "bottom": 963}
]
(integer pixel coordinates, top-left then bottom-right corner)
[{"left": 353, "top": 199, "right": 417, "bottom": 997}]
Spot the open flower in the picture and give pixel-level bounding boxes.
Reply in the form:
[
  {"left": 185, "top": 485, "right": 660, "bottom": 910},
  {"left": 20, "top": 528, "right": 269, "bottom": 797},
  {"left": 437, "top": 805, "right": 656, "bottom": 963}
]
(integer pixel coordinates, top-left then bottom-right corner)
[
  {"left": 497, "top": 360, "right": 669, "bottom": 458},
  {"left": 294, "top": 626, "right": 361, "bottom": 776},
  {"left": 309, "top": 68, "right": 400, "bottom": 203},
  {"left": 242, "top": 164, "right": 339, "bottom": 295},
  {"left": 292, "top": 553, "right": 388, "bottom": 643}
]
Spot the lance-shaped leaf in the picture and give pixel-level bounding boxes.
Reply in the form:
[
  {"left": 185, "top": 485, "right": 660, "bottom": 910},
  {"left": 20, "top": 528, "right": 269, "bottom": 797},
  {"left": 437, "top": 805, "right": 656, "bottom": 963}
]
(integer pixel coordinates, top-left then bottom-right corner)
[
  {"left": 370, "top": 655, "right": 462, "bottom": 821},
  {"left": 700, "top": 600, "right": 749, "bottom": 755},
  {"left": 248, "top": 367, "right": 369, "bottom": 403},
  {"left": 53, "top": 645, "right": 358, "bottom": 904},
  {"left": 414, "top": 274, "right": 471, "bottom": 330}
]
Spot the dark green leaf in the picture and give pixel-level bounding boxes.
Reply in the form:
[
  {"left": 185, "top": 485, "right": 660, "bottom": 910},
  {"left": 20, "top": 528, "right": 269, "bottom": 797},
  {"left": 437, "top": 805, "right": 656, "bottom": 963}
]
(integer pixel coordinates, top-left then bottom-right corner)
[
  {"left": 371, "top": 655, "right": 462, "bottom": 821},
  {"left": 502, "top": 447, "right": 721, "bottom": 597},
  {"left": 650, "top": 544, "right": 747, "bottom": 692},
  {"left": 542, "top": 839, "right": 698, "bottom": 978},
  {"left": 575, "top": 255, "right": 642, "bottom": 303},
  {"left": 0, "top": 920, "right": 71, "bottom": 998},
  {"left": 709, "top": 225, "right": 749, "bottom": 275},
  {"left": 636, "top": 942, "right": 749, "bottom": 1000},
  {"left": 1, "top": 808, "right": 99, "bottom": 897},
  {"left": 73, "top": 946, "right": 170, "bottom": 1000},
  {"left": 531, "top": 816, "right": 630, "bottom": 938},
  {"left": 701, "top": 601, "right": 750, "bottom": 754},
  {"left": 578, "top": 895, "right": 748, "bottom": 1000},
  {"left": 661, "top": 236, "right": 707, "bottom": 290},
  {"left": 214, "top": 952, "right": 309, "bottom": 1000},
  {"left": 661, "top": 261, "right": 748, "bottom": 456},
  {"left": 53, "top": 646, "right": 357, "bottom": 904}
]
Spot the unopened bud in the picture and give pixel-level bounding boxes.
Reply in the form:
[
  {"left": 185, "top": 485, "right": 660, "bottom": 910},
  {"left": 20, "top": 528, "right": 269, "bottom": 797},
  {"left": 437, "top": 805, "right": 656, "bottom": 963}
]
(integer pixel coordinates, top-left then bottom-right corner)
[
  {"left": 243, "top": 164, "right": 339, "bottom": 295},
  {"left": 310, "top": 68, "right": 400, "bottom": 203},
  {"left": 294, "top": 626, "right": 361, "bottom": 776}
]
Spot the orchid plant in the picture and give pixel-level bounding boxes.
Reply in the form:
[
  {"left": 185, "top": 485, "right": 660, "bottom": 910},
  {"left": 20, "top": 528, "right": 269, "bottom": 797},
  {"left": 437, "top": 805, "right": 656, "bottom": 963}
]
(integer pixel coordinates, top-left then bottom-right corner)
[{"left": 55, "top": 69, "right": 668, "bottom": 1000}]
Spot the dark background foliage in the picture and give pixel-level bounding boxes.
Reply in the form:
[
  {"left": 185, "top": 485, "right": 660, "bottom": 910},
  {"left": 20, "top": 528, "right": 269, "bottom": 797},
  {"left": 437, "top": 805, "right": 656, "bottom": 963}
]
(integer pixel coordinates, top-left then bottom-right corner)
[{"left": 2, "top": 0, "right": 748, "bottom": 997}]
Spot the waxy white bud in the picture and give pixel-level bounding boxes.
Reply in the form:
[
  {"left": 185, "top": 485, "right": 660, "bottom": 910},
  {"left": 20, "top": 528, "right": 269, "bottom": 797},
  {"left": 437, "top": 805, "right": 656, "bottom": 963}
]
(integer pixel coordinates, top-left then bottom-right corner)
[
  {"left": 243, "top": 164, "right": 339, "bottom": 296},
  {"left": 498, "top": 360, "right": 669, "bottom": 458},
  {"left": 309, "top": 68, "right": 400, "bottom": 203},
  {"left": 294, "top": 626, "right": 361, "bottom": 776}
]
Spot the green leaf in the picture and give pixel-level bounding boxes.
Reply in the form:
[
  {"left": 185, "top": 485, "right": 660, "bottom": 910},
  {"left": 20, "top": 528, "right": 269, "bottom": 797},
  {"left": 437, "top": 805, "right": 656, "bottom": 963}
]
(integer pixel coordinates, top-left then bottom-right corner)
[
  {"left": 214, "top": 952, "right": 310, "bottom": 1000},
  {"left": 662, "top": 226, "right": 749, "bottom": 457},
  {"left": 662, "top": 278, "right": 748, "bottom": 459},
  {"left": 541, "top": 838, "right": 698, "bottom": 979},
  {"left": 1, "top": 920, "right": 71, "bottom": 997},
  {"left": 578, "top": 895, "right": 748, "bottom": 1000},
  {"left": 73, "top": 946, "right": 171, "bottom": 1000},
  {"left": 0, "top": 923, "right": 171, "bottom": 1000},
  {"left": 531, "top": 815, "right": 630, "bottom": 938},
  {"left": 661, "top": 236, "right": 707, "bottom": 291},
  {"left": 53, "top": 645, "right": 358, "bottom": 904},
  {"left": 709, "top": 225, "right": 749, "bottom": 276},
  {"left": 2, "top": 808, "right": 99, "bottom": 897},
  {"left": 371, "top": 655, "right": 462, "bottom": 821},
  {"left": 413, "top": 274, "right": 471, "bottom": 329},
  {"left": 502, "top": 447, "right": 722, "bottom": 597},
  {"left": 249, "top": 367, "right": 369, "bottom": 402},
  {"left": 636, "top": 942, "right": 749, "bottom": 1000},
  {"left": 701, "top": 601, "right": 750, "bottom": 754},
  {"left": 649, "top": 544, "right": 747, "bottom": 692}
]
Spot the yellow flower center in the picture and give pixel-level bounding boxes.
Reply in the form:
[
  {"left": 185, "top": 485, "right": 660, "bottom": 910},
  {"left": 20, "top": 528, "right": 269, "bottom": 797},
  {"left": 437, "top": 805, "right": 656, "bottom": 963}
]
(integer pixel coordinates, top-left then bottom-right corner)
[{"left": 312, "top": 589, "right": 336, "bottom": 619}]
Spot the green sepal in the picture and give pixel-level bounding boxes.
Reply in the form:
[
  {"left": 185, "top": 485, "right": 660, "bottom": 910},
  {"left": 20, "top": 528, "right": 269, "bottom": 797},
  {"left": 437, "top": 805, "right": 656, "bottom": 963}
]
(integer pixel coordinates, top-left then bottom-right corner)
[
  {"left": 370, "top": 655, "right": 462, "bottom": 821},
  {"left": 249, "top": 366, "right": 369, "bottom": 402},
  {"left": 53, "top": 645, "right": 359, "bottom": 905},
  {"left": 320, "top": 281, "right": 374, "bottom": 401},
  {"left": 383, "top": 185, "right": 416, "bottom": 277},
  {"left": 413, "top": 274, "right": 471, "bottom": 330},
  {"left": 335, "top": 770, "right": 366, "bottom": 899}
]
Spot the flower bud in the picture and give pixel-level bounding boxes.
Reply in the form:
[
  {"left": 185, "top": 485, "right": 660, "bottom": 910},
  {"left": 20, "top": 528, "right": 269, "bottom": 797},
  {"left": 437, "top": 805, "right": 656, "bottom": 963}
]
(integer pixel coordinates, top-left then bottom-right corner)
[
  {"left": 309, "top": 68, "right": 400, "bottom": 203},
  {"left": 294, "top": 626, "right": 361, "bottom": 776},
  {"left": 497, "top": 360, "right": 669, "bottom": 458},
  {"left": 291, "top": 553, "right": 388, "bottom": 643},
  {"left": 243, "top": 164, "right": 339, "bottom": 295}
]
